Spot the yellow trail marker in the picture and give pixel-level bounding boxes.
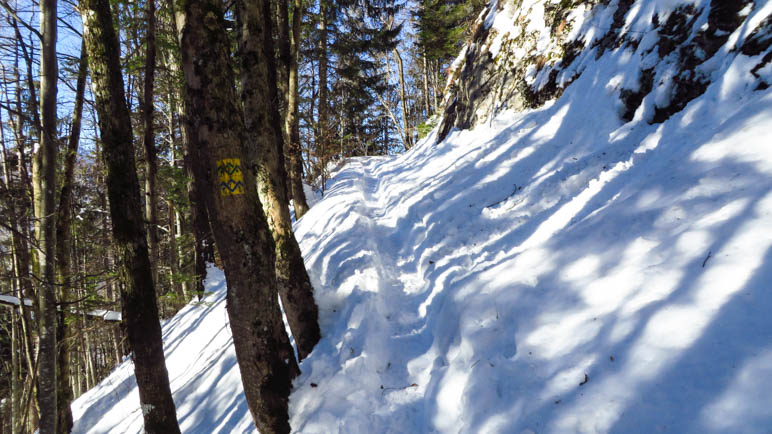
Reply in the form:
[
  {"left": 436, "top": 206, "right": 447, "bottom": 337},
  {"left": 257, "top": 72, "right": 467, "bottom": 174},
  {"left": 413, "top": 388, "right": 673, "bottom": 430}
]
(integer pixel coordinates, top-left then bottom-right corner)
[{"left": 217, "top": 158, "right": 245, "bottom": 196}]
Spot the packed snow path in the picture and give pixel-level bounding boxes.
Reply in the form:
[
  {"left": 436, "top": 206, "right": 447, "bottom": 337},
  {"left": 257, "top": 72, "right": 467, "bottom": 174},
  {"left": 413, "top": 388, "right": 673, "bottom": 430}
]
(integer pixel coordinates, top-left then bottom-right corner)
[{"left": 72, "top": 2, "right": 772, "bottom": 431}]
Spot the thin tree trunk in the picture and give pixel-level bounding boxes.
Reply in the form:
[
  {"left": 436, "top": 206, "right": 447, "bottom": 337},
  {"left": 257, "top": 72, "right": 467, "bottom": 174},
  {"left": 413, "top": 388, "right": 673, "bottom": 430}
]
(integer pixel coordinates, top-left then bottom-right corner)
[
  {"left": 99, "top": 175, "right": 123, "bottom": 366},
  {"left": 0, "top": 95, "right": 36, "bottom": 405},
  {"left": 393, "top": 48, "right": 412, "bottom": 149},
  {"left": 174, "top": 210, "right": 190, "bottom": 298},
  {"left": 183, "top": 132, "right": 214, "bottom": 299},
  {"left": 83, "top": 326, "right": 95, "bottom": 389},
  {"left": 422, "top": 54, "right": 431, "bottom": 118},
  {"left": 178, "top": 0, "right": 299, "bottom": 430},
  {"left": 35, "top": 0, "right": 59, "bottom": 428},
  {"left": 237, "top": 0, "right": 320, "bottom": 362},
  {"left": 374, "top": 83, "right": 406, "bottom": 147},
  {"left": 143, "top": 0, "right": 160, "bottom": 297},
  {"left": 53, "top": 39, "right": 87, "bottom": 434},
  {"left": 432, "top": 60, "right": 441, "bottom": 112},
  {"left": 167, "top": 199, "right": 184, "bottom": 300},
  {"left": 79, "top": 0, "right": 181, "bottom": 430},
  {"left": 285, "top": 0, "right": 309, "bottom": 218},
  {"left": 11, "top": 312, "right": 21, "bottom": 434},
  {"left": 317, "top": 1, "right": 328, "bottom": 180}
]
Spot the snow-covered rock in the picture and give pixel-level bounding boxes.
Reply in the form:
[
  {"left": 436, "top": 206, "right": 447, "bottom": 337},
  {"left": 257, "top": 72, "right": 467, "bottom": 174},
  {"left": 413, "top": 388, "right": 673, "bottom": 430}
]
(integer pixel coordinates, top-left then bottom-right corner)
[{"left": 439, "top": 0, "right": 772, "bottom": 141}]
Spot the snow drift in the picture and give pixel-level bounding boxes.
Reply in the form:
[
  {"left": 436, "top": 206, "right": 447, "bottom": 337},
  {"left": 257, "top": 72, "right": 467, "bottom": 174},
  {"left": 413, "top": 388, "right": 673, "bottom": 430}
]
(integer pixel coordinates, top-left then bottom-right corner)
[{"left": 73, "top": 0, "right": 772, "bottom": 432}]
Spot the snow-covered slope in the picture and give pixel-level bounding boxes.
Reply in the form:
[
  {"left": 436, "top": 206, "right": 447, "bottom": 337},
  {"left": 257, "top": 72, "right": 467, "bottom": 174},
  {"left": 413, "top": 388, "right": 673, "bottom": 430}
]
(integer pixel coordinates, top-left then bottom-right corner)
[{"left": 73, "top": 1, "right": 772, "bottom": 433}]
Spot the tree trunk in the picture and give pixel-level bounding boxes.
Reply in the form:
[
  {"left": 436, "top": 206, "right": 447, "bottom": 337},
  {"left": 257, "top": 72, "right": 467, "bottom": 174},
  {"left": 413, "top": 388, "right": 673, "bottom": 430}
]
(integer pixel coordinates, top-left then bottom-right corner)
[
  {"left": 79, "top": 0, "right": 181, "bottom": 430},
  {"left": 143, "top": 0, "right": 160, "bottom": 297},
  {"left": 11, "top": 313, "right": 21, "bottom": 434},
  {"left": 393, "top": 48, "right": 412, "bottom": 149},
  {"left": 237, "top": 0, "right": 321, "bottom": 362},
  {"left": 167, "top": 199, "right": 185, "bottom": 300},
  {"left": 277, "top": 0, "right": 291, "bottom": 126},
  {"left": 0, "top": 95, "right": 37, "bottom": 420},
  {"left": 35, "top": 0, "right": 59, "bottom": 429},
  {"left": 169, "top": 0, "right": 215, "bottom": 298},
  {"left": 432, "top": 60, "right": 441, "bottom": 113},
  {"left": 317, "top": 1, "right": 328, "bottom": 179},
  {"left": 178, "top": 0, "right": 300, "bottom": 430},
  {"left": 422, "top": 54, "right": 431, "bottom": 118},
  {"left": 285, "top": 0, "right": 309, "bottom": 219},
  {"left": 53, "top": 39, "right": 87, "bottom": 434}
]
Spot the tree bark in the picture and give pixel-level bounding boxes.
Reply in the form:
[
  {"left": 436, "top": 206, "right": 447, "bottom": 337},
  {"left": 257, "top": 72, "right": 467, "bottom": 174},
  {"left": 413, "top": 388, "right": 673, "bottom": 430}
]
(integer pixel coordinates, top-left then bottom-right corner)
[
  {"left": 79, "top": 0, "right": 181, "bottom": 430},
  {"left": 393, "top": 48, "right": 412, "bottom": 149},
  {"left": 317, "top": 1, "right": 328, "bottom": 179},
  {"left": 0, "top": 109, "right": 23, "bottom": 434},
  {"left": 276, "top": 0, "right": 291, "bottom": 125},
  {"left": 178, "top": 0, "right": 299, "bottom": 431},
  {"left": 169, "top": 0, "right": 215, "bottom": 298},
  {"left": 11, "top": 312, "right": 21, "bottom": 434},
  {"left": 167, "top": 199, "right": 185, "bottom": 300},
  {"left": 143, "top": 0, "right": 160, "bottom": 297},
  {"left": 237, "top": 0, "right": 320, "bottom": 362},
  {"left": 422, "top": 54, "right": 431, "bottom": 118},
  {"left": 285, "top": 0, "right": 310, "bottom": 219},
  {"left": 53, "top": 39, "right": 88, "bottom": 434},
  {"left": 35, "top": 0, "right": 59, "bottom": 429}
]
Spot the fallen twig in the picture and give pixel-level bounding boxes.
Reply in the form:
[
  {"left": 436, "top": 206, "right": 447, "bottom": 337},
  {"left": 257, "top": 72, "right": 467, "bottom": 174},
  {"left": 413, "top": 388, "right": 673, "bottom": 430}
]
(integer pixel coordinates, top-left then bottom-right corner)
[{"left": 702, "top": 251, "right": 712, "bottom": 268}]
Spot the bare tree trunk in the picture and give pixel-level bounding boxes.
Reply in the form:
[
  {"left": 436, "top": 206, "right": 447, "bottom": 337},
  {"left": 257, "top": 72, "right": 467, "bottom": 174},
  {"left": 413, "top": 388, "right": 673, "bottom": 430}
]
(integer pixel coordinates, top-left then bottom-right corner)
[
  {"left": 0, "top": 152, "right": 24, "bottom": 432},
  {"left": 317, "top": 1, "right": 328, "bottom": 181},
  {"left": 238, "top": 0, "right": 320, "bottom": 362},
  {"left": 432, "top": 60, "right": 441, "bottom": 113},
  {"left": 99, "top": 178, "right": 123, "bottom": 366},
  {"left": 393, "top": 48, "right": 412, "bottom": 149},
  {"left": 11, "top": 313, "right": 21, "bottom": 434},
  {"left": 80, "top": 0, "right": 181, "bottom": 430},
  {"left": 0, "top": 89, "right": 37, "bottom": 419},
  {"left": 143, "top": 0, "right": 160, "bottom": 297},
  {"left": 83, "top": 326, "right": 95, "bottom": 389},
  {"left": 167, "top": 199, "right": 185, "bottom": 300},
  {"left": 178, "top": 0, "right": 300, "bottom": 430},
  {"left": 35, "top": 0, "right": 59, "bottom": 428},
  {"left": 285, "top": 0, "right": 309, "bottom": 218},
  {"left": 422, "top": 54, "right": 431, "bottom": 118},
  {"left": 277, "top": 0, "right": 291, "bottom": 126},
  {"left": 53, "top": 39, "right": 87, "bottom": 434},
  {"left": 169, "top": 0, "right": 215, "bottom": 298}
]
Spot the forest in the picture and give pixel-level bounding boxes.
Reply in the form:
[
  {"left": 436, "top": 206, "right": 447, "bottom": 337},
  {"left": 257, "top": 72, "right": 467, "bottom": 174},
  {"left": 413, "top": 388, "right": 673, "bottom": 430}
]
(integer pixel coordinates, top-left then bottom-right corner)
[
  {"left": 2, "top": 0, "right": 772, "bottom": 432},
  {"left": 0, "top": 0, "right": 483, "bottom": 432}
]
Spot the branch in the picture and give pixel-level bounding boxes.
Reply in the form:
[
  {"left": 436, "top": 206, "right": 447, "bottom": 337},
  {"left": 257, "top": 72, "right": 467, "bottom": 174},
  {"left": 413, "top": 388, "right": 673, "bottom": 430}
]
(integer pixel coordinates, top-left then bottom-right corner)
[{"left": 0, "top": 0, "right": 43, "bottom": 40}]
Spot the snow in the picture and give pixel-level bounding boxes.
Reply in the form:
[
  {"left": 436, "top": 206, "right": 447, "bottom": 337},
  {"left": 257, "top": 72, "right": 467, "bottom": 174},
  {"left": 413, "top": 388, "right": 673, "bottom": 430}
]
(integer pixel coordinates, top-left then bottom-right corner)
[
  {"left": 72, "top": 1, "right": 772, "bottom": 432},
  {"left": 0, "top": 295, "right": 121, "bottom": 321},
  {"left": 0, "top": 294, "right": 33, "bottom": 307}
]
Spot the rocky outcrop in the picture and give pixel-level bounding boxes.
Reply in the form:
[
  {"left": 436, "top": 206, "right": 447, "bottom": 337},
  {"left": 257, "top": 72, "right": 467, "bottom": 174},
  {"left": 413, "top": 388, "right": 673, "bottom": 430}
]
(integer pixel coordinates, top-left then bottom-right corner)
[{"left": 438, "top": 0, "right": 772, "bottom": 142}]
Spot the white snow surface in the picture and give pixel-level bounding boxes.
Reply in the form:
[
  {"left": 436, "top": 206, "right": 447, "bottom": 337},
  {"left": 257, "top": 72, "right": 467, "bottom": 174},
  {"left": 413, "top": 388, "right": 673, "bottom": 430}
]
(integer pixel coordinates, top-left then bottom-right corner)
[{"left": 73, "top": 5, "right": 772, "bottom": 433}]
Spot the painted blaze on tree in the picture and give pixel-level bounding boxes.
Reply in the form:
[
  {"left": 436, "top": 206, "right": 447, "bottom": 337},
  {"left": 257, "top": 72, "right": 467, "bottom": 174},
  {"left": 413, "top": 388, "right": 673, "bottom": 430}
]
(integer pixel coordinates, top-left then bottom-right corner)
[{"left": 217, "top": 159, "right": 246, "bottom": 195}]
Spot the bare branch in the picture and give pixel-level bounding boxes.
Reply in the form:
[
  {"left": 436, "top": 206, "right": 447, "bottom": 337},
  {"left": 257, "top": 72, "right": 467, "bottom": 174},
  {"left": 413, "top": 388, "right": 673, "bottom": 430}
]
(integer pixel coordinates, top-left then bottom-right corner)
[{"left": 0, "top": 0, "right": 43, "bottom": 40}]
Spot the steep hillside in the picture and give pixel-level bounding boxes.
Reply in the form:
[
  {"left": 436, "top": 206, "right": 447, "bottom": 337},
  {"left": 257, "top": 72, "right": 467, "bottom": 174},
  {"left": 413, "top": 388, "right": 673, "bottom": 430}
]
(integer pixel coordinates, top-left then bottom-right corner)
[
  {"left": 439, "top": 0, "right": 772, "bottom": 140},
  {"left": 72, "top": 0, "right": 772, "bottom": 433}
]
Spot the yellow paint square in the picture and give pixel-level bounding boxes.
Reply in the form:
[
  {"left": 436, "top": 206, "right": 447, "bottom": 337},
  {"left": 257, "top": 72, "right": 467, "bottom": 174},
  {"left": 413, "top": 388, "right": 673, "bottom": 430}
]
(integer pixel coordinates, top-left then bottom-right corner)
[{"left": 217, "top": 158, "right": 245, "bottom": 196}]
